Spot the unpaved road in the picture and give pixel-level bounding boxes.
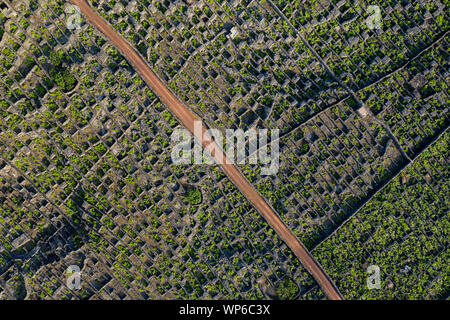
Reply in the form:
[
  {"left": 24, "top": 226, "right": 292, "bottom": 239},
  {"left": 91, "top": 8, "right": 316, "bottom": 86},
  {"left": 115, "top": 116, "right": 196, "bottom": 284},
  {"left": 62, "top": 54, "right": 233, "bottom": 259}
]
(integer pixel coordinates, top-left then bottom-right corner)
[{"left": 71, "top": 0, "right": 343, "bottom": 300}]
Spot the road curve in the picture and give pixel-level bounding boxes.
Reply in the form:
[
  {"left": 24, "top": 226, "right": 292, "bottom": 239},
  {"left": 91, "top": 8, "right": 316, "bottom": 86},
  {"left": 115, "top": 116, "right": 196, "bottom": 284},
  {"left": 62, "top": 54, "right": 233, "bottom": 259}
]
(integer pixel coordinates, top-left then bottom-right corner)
[{"left": 71, "top": 0, "right": 343, "bottom": 300}]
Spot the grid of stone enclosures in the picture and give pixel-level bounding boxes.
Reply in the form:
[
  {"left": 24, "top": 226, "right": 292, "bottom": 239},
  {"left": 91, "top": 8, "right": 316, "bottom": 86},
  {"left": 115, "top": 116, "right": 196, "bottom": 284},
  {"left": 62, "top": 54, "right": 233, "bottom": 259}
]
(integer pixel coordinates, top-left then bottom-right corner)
[
  {"left": 90, "top": 0, "right": 448, "bottom": 247},
  {"left": 0, "top": 0, "right": 327, "bottom": 300}
]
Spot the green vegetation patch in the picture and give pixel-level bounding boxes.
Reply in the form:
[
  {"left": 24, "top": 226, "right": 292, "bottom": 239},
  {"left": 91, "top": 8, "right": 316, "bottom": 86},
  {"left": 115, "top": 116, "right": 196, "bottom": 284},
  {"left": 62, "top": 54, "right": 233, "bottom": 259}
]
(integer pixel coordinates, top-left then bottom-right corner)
[
  {"left": 314, "top": 131, "right": 449, "bottom": 299},
  {"left": 186, "top": 188, "right": 202, "bottom": 206},
  {"left": 275, "top": 277, "right": 300, "bottom": 300},
  {"left": 48, "top": 50, "right": 77, "bottom": 92}
]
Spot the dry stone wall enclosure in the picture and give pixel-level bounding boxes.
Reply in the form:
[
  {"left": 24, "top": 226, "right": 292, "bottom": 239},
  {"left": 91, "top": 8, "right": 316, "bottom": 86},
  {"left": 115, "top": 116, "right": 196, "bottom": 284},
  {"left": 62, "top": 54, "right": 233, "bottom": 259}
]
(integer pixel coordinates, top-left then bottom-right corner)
[{"left": 0, "top": 0, "right": 448, "bottom": 300}]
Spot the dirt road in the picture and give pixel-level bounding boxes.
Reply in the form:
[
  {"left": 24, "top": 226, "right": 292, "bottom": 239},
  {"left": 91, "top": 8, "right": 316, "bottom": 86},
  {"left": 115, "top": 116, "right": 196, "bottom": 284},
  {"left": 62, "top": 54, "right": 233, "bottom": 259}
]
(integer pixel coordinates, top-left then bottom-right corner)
[{"left": 70, "top": 0, "right": 343, "bottom": 300}]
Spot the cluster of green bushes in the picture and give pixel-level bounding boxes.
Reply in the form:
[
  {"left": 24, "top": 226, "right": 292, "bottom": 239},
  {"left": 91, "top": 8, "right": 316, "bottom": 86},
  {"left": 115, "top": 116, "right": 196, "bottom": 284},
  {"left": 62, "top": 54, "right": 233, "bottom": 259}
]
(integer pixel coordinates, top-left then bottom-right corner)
[
  {"left": 314, "top": 132, "right": 449, "bottom": 299},
  {"left": 275, "top": 277, "right": 300, "bottom": 300},
  {"left": 48, "top": 50, "right": 77, "bottom": 92},
  {"left": 186, "top": 188, "right": 202, "bottom": 205}
]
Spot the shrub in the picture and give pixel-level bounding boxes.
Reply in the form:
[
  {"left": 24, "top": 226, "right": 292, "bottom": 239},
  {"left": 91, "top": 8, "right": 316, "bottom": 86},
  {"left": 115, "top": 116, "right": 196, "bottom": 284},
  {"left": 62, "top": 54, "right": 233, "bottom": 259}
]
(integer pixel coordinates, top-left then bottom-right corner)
[
  {"left": 187, "top": 188, "right": 202, "bottom": 205},
  {"left": 276, "top": 277, "right": 300, "bottom": 300}
]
